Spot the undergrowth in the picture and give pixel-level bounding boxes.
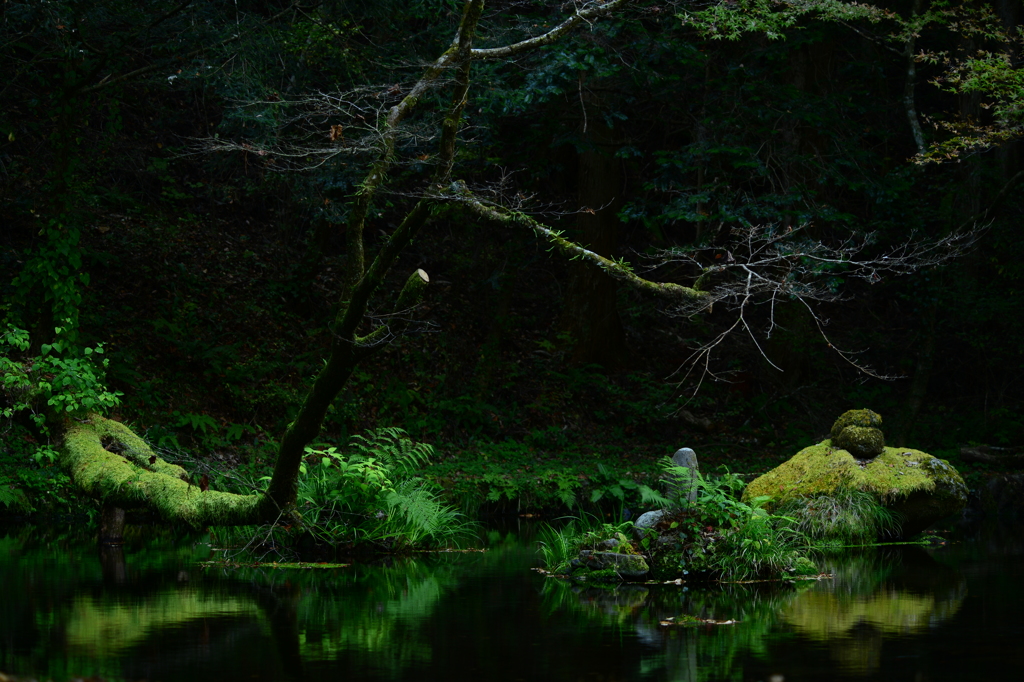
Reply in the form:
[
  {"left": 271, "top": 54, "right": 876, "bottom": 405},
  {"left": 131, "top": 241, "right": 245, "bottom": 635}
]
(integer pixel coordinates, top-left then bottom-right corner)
[
  {"left": 540, "top": 459, "right": 818, "bottom": 582},
  {"left": 202, "top": 427, "right": 471, "bottom": 560},
  {"left": 774, "top": 490, "right": 901, "bottom": 542}
]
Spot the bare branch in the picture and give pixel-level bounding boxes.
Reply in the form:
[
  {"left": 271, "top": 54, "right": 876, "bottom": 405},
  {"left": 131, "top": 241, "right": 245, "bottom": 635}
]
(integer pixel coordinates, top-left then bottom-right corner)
[
  {"left": 654, "top": 223, "right": 976, "bottom": 317},
  {"left": 471, "top": 0, "right": 632, "bottom": 60},
  {"left": 190, "top": 86, "right": 424, "bottom": 171},
  {"left": 653, "top": 222, "right": 977, "bottom": 381}
]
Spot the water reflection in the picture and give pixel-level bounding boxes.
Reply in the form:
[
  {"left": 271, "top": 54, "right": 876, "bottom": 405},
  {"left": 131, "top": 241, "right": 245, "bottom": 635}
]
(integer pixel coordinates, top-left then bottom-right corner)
[
  {"left": 536, "top": 545, "right": 968, "bottom": 681},
  {"left": 0, "top": 525, "right": 991, "bottom": 682},
  {"left": 0, "top": 526, "right": 529, "bottom": 681},
  {"left": 541, "top": 571, "right": 806, "bottom": 681},
  {"left": 780, "top": 547, "right": 966, "bottom": 674}
]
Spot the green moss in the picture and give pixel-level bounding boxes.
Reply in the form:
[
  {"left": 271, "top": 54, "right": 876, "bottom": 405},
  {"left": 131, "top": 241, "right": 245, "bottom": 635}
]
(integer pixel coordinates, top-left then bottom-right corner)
[
  {"left": 833, "top": 425, "right": 885, "bottom": 459},
  {"left": 576, "top": 568, "right": 627, "bottom": 583},
  {"left": 87, "top": 417, "right": 188, "bottom": 480},
  {"left": 60, "top": 415, "right": 266, "bottom": 527},
  {"left": 830, "top": 409, "right": 883, "bottom": 440},
  {"left": 786, "top": 556, "right": 818, "bottom": 577},
  {"left": 744, "top": 442, "right": 953, "bottom": 503},
  {"left": 743, "top": 441, "right": 968, "bottom": 538}
]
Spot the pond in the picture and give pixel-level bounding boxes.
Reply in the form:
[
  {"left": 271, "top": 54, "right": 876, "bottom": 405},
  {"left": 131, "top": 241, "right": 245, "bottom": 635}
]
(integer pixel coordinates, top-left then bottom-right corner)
[{"left": 0, "top": 519, "right": 1021, "bottom": 681}]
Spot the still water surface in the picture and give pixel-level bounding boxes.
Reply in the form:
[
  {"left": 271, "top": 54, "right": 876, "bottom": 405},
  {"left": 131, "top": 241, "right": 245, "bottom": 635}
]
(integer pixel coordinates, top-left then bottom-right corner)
[{"left": 1, "top": 521, "right": 1021, "bottom": 681}]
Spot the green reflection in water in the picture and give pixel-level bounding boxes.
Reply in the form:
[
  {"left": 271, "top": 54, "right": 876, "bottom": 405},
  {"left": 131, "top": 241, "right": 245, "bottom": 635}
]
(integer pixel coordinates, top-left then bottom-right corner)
[
  {"left": 269, "top": 558, "right": 461, "bottom": 673},
  {"left": 0, "top": 525, "right": 528, "bottom": 682},
  {"left": 539, "top": 575, "right": 812, "bottom": 681},
  {"left": 0, "top": 525, "right": 969, "bottom": 682},
  {"left": 779, "top": 547, "right": 966, "bottom": 674},
  {"left": 538, "top": 545, "right": 966, "bottom": 681},
  {"left": 63, "top": 589, "right": 262, "bottom": 657}
]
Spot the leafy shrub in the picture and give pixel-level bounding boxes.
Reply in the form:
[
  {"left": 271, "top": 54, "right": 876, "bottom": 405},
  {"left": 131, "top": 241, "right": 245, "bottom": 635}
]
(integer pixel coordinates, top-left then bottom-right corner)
[
  {"left": 0, "top": 422, "right": 92, "bottom": 517},
  {"left": 588, "top": 463, "right": 670, "bottom": 509},
  {"left": 659, "top": 459, "right": 814, "bottom": 580},
  {"left": 1, "top": 324, "right": 122, "bottom": 439}
]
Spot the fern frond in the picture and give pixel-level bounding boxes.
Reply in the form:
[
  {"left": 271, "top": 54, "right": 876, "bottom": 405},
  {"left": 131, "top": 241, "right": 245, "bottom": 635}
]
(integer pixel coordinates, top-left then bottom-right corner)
[
  {"left": 0, "top": 487, "right": 18, "bottom": 508},
  {"left": 638, "top": 484, "right": 671, "bottom": 508},
  {"left": 348, "top": 427, "right": 434, "bottom": 473},
  {"left": 385, "top": 479, "right": 464, "bottom": 544}
]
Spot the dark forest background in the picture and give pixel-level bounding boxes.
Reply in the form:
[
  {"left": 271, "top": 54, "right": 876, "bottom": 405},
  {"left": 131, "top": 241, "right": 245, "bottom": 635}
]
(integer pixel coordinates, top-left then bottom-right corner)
[{"left": 3, "top": 0, "right": 1023, "bottom": 513}]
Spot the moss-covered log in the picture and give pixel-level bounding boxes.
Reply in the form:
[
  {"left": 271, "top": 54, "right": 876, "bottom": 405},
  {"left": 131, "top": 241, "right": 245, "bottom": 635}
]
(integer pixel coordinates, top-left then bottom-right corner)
[{"left": 61, "top": 415, "right": 274, "bottom": 527}]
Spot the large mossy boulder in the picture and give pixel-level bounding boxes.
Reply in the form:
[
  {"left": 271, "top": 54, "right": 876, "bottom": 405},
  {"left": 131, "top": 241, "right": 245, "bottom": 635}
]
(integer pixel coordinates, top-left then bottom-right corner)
[{"left": 744, "top": 441, "right": 969, "bottom": 539}]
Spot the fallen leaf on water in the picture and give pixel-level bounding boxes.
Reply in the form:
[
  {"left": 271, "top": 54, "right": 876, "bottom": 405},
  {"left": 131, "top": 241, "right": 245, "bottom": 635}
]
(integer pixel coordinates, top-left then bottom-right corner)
[{"left": 660, "top": 615, "right": 739, "bottom": 627}]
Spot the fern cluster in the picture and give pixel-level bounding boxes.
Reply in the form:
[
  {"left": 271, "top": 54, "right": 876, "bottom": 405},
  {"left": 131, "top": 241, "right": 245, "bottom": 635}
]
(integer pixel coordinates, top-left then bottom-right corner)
[
  {"left": 286, "top": 427, "right": 468, "bottom": 549},
  {"left": 0, "top": 485, "right": 20, "bottom": 509}
]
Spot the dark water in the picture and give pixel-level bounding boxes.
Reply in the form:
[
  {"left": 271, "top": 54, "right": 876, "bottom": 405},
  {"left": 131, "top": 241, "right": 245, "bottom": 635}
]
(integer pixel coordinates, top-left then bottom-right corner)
[{"left": 1, "top": 521, "right": 1022, "bottom": 682}]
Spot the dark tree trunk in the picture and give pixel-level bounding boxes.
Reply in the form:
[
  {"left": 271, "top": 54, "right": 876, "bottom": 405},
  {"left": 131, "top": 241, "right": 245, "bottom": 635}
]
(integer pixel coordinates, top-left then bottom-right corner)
[{"left": 99, "top": 503, "right": 126, "bottom": 544}]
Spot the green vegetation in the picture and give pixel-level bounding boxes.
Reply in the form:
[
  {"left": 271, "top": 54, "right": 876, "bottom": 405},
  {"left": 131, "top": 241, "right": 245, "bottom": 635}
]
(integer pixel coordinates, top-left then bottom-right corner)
[
  {"left": 3, "top": 0, "right": 1024, "bottom": 560},
  {"left": 538, "top": 443, "right": 960, "bottom": 583},
  {"left": 1, "top": 324, "right": 121, "bottom": 441},
  {"left": 742, "top": 441, "right": 969, "bottom": 537},
  {"left": 190, "top": 428, "right": 470, "bottom": 557},
  {"left": 539, "top": 461, "right": 818, "bottom": 582},
  {"left": 774, "top": 491, "right": 901, "bottom": 543}
]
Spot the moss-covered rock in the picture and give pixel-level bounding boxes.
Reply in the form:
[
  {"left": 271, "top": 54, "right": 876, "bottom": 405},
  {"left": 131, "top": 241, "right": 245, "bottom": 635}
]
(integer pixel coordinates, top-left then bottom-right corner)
[
  {"left": 830, "top": 409, "right": 883, "bottom": 440},
  {"left": 833, "top": 425, "right": 886, "bottom": 459},
  {"left": 831, "top": 409, "right": 885, "bottom": 459},
  {"left": 576, "top": 550, "right": 649, "bottom": 578},
  {"left": 743, "top": 441, "right": 968, "bottom": 539}
]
